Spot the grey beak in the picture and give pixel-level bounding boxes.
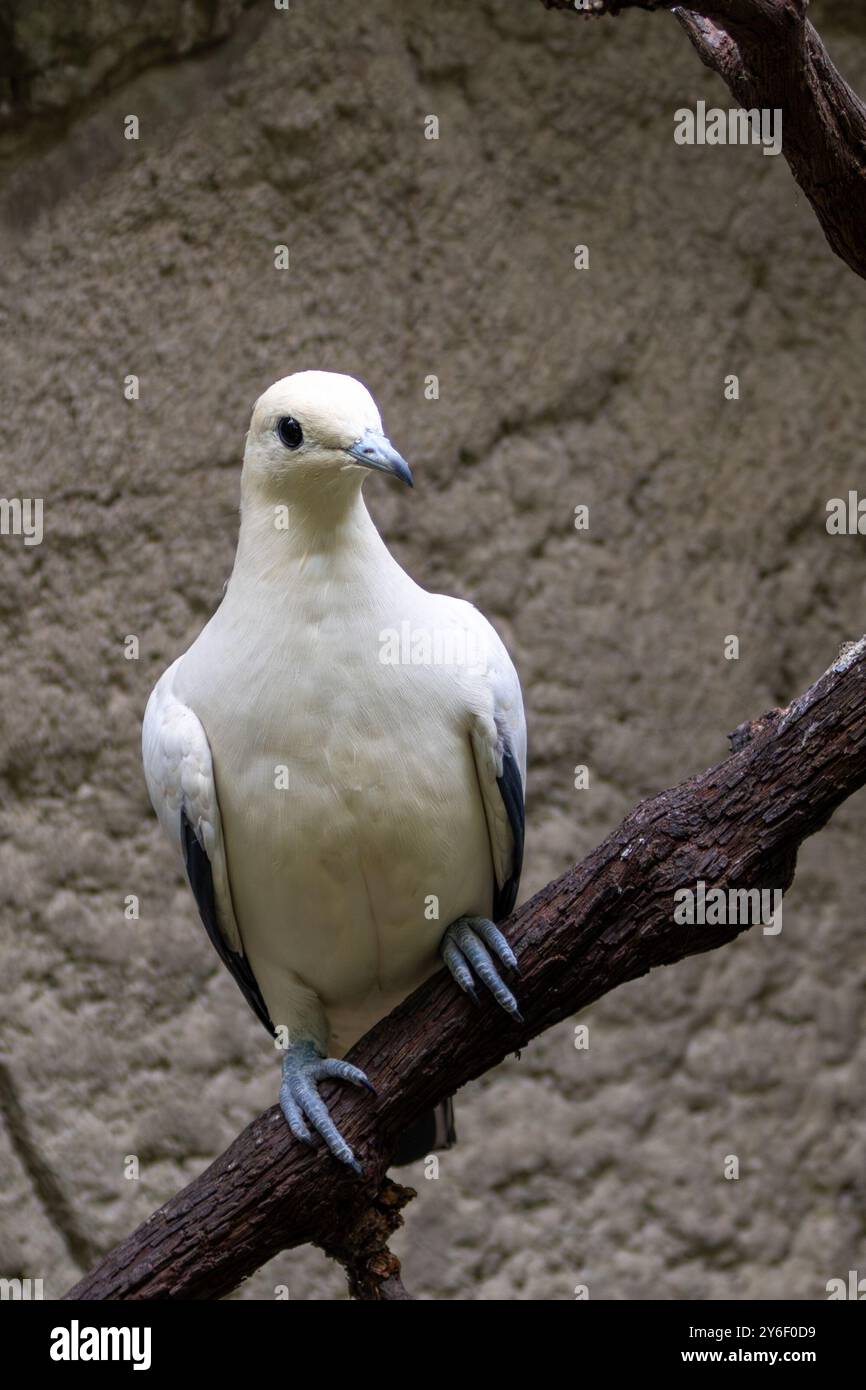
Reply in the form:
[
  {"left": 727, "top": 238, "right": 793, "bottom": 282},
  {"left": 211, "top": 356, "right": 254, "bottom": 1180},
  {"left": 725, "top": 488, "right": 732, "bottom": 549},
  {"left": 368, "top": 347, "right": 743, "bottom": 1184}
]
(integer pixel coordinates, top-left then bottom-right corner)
[{"left": 346, "top": 429, "right": 414, "bottom": 487}]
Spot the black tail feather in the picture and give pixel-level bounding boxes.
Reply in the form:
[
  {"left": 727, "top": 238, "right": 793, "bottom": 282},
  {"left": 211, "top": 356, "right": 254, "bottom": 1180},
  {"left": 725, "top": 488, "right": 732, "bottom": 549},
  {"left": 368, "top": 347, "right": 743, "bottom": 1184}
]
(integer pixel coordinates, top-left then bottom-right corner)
[{"left": 390, "top": 1098, "right": 456, "bottom": 1166}]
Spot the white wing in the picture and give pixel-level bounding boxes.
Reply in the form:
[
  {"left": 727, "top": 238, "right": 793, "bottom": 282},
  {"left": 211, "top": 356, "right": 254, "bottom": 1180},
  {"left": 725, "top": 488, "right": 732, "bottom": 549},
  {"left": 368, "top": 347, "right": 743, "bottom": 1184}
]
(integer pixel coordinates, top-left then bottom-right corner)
[
  {"left": 456, "top": 602, "right": 527, "bottom": 921},
  {"left": 142, "top": 657, "right": 273, "bottom": 1031}
]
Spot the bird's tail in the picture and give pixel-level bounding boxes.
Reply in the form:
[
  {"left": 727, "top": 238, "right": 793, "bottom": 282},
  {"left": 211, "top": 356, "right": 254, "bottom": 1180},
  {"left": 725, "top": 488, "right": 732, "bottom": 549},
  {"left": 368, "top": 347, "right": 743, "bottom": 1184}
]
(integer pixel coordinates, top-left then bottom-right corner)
[{"left": 390, "top": 1099, "right": 456, "bottom": 1166}]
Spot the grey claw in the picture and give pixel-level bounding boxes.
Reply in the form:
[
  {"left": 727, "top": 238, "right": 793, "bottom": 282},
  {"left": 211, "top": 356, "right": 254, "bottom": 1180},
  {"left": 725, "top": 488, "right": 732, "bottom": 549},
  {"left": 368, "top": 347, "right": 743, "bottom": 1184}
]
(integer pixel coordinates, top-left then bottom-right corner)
[
  {"left": 315, "top": 1057, "right": 377, "bottom": 1095},
  {"left": 469, "top": 916, "right": 520, "bottom": 975},
  {"left": 441, "top": 917, "right": 523, "bottom": 1022},
  {"left": 279, "top": 1042, "right": 372, "bottom": 1172},
  {"left": 442, "top": 935, "right": 476, "bottom": 997}
]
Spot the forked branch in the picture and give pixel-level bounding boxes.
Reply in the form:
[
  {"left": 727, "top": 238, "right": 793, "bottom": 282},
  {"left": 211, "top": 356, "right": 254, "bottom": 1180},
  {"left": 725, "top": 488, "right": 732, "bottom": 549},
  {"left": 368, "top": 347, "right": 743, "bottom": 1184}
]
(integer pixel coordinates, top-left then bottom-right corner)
[{"left": 542, "top": 0, "right": 866, "bottom": 282}]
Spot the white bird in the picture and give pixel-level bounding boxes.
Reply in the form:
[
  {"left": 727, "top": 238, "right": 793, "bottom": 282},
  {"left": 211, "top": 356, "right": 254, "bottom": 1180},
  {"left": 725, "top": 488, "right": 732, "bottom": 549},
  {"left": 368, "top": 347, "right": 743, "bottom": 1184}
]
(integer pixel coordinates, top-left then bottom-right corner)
[{"left": 142, "top": 371, "right": 526, "bottom": 1172}]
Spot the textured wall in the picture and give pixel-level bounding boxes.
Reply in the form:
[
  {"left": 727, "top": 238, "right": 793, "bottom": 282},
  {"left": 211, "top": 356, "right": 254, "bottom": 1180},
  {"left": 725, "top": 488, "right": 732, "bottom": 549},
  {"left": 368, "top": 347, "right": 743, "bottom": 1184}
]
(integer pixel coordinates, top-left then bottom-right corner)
[{"left": 1, "top": 0, "right": 865, "bottom": 1301}]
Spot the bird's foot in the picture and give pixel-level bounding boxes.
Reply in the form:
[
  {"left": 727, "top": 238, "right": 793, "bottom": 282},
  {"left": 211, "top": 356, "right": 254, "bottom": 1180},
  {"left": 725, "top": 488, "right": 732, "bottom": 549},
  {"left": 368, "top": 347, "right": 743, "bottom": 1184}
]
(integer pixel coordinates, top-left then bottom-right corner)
[
  {"left": 279, "top": 1040, "right": 374, "bottom": 1176},
  {"left": 441, "top": 915, "right": 523, "bottom": 1022}
]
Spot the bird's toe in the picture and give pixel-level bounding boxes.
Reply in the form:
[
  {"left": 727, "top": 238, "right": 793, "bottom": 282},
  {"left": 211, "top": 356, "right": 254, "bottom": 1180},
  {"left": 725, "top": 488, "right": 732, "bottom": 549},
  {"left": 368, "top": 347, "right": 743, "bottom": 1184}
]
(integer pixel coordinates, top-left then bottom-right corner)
[
  {"left": 441, "top": 917, "right": 523, "bottom": 1021},
  {"left": 279, "top": 1043, "right": 370, "bottom": 1174},
  {"left": 441, "top": 933, "right": 479, "bottom": 1000},
  {"left": 467, "top": 915, "right": 520, "bottom": 975},
  {"left": 314, "top": 1057, "right": 376, "bottom": 1094},
  {"left": 279, "top": 1081, "right": 314, "bottom": 1146}
]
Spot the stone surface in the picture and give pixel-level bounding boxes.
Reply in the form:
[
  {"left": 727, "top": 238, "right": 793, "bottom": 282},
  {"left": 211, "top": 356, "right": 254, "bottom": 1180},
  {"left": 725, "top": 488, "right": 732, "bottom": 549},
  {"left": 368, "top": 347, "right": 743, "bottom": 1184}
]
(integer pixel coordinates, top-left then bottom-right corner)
[
  {"left": 0, "top": 0, "right": 864, "bottom": 1301},
  {"left": 0, "top": 0, "right": 256, "bottom": 126}
]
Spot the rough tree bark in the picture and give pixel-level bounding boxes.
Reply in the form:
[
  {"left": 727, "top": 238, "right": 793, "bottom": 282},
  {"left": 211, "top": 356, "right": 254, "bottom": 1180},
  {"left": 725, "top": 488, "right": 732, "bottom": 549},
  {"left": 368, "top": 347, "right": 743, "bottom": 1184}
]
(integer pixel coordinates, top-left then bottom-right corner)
[
  {"left": 64, "top": 635, "right": 866, "bottom": 1301},
  {"left": 542, "top": 0, "right": 866, "bottom": 283}
]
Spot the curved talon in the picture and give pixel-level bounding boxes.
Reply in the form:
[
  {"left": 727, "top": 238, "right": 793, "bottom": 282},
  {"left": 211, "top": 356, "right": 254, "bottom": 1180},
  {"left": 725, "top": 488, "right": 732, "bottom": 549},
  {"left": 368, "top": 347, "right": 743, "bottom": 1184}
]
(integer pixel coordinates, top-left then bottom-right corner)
[
  {"left": 441, "top": 916, "right": 523, "bottom": 1022},
  {"left": 442, "top": 935, "right": 479, "bottom": 1001},
  {"left": 312, "top": 1057, "right": 377, "bottom": 1094},
  {"left": 279, "top": 1041, "right": 371, "bottom": 1174}
]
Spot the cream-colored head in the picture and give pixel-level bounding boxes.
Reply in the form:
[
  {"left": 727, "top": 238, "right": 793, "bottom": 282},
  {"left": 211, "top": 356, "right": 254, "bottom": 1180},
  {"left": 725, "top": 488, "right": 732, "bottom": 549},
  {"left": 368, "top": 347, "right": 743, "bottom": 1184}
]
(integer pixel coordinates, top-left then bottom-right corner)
[{"left": 242, "top": 370, "right": 412, "bottom": 495}]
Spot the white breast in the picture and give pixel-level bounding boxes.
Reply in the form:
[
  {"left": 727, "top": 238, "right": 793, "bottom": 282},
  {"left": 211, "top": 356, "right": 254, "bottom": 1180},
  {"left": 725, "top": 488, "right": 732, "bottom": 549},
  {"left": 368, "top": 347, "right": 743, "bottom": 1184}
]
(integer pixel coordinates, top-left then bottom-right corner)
[{"left": 175, "top": 569, "right": 495, "bottom": 1054}]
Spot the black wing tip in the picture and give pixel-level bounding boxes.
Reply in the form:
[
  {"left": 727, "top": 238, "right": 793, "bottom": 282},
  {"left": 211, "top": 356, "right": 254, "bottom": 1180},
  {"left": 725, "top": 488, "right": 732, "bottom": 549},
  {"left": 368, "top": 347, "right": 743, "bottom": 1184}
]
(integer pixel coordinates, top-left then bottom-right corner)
[
  {"left": 494, "top": 740, "right": 525, "bottom": 923},
  {"left": 180, "top": 808, "right": 276, "bottom": 1036}
]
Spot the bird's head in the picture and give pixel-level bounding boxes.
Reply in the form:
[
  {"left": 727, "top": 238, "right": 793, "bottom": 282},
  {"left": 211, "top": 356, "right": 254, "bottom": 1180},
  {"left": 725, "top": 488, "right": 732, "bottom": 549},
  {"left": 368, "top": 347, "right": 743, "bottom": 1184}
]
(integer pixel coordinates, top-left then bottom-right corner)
[{"left": 242, "top": 371, "right": 413, "bottom": 496}]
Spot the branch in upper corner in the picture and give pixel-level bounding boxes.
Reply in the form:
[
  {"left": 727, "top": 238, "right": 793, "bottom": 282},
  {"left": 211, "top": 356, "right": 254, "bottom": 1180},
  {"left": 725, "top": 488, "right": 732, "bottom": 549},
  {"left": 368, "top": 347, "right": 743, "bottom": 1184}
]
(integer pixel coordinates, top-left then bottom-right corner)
[
  {"left": 542, "top": 1, "right": 797, "bottom": 18},
  {"left": 540, "top": 0, "right": 866, "bottom": 283},
  {"left": 61, "top": 634, "right": 866, "bottom": 1301}
]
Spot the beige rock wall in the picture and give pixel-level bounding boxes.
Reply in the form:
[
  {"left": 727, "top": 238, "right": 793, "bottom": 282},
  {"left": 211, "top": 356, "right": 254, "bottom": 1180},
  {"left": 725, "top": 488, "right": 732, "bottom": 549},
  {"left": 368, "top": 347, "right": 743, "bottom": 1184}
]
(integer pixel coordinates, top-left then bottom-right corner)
[{"left": 0, "top": 0, "right": 864, "bottom": 1300}]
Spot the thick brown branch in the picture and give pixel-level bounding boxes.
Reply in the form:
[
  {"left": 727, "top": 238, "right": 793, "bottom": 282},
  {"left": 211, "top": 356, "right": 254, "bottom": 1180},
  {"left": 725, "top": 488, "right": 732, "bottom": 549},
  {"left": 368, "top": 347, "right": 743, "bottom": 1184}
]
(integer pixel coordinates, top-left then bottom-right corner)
[
  {"left": 63, "top": 635, "right": 866, "bottom": 1301},
  {"left": 542, "top": 0, "right": 866, "bottom": 283}
]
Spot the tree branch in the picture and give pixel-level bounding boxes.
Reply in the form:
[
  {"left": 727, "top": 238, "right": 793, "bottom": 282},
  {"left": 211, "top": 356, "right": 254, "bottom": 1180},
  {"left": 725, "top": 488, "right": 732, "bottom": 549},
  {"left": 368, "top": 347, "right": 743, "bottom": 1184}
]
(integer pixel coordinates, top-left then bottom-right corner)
[
  {"left": 63, "top": 635, "right": 866, "bottom": 1300},
  {"left": 541, "top": 0, "right": 866, "bottom": 283}
]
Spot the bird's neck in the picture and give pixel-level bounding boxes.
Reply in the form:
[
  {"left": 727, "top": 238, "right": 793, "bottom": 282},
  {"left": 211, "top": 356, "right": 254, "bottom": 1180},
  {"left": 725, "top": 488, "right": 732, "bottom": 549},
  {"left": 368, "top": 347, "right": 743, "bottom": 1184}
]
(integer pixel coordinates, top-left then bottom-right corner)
[{"left": 229, "top": 473, "right": 398, "bottom": 591}]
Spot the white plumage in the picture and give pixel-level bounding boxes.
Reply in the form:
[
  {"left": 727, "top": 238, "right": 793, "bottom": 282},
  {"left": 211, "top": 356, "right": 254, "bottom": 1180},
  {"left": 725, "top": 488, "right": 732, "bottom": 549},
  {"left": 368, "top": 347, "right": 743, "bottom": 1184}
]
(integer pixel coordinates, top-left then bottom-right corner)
[{"left": 143, "top": 371, "right": 526, "bottom": 1169}]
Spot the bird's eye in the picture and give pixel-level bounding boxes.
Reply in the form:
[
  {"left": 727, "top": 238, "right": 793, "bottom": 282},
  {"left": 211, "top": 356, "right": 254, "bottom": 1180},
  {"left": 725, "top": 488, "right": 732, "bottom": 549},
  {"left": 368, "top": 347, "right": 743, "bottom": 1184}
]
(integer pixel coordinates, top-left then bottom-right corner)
[{"left": 276, "top": 416, "right": 303, "bottom": 450}]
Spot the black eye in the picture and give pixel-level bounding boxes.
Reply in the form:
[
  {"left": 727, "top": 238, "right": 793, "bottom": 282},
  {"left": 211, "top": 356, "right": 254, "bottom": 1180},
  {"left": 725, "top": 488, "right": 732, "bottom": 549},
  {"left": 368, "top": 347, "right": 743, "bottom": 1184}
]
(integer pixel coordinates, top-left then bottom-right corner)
[{"left": 276, "top": 416, "right": 303, "bottom": 450}]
